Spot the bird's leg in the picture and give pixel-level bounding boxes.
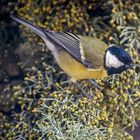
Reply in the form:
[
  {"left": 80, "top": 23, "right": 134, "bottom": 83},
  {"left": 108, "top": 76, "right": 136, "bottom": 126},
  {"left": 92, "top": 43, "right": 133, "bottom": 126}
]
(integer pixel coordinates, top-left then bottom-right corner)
[
  {"left": 60, "top": 78, "right": 75, "bottom": 85},
  {"left": 89, "top": 79, "right": 103, "bottom": 91},
  {"left": 74, "top": 82, "right": 93, "bottom": 100},
  {"left": 61, "top": 78, "right": 92, "bottom": 99}
]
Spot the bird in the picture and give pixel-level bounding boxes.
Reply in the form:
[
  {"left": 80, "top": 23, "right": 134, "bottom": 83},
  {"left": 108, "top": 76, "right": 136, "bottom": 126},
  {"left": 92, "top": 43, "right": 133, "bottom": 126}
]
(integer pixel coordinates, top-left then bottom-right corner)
[{"left": 10, "top": 12, "right": 132, "bottom": 82}]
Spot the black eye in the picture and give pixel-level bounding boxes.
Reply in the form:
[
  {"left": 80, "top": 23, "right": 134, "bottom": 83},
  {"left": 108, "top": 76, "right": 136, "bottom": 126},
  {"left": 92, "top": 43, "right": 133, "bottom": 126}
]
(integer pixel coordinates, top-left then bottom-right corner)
[
  {"left": 117, "top": 56, "right": 126, "bottom": 63},
  {"left": 119, "top": 53, "right": 132, "bottom": 64}
]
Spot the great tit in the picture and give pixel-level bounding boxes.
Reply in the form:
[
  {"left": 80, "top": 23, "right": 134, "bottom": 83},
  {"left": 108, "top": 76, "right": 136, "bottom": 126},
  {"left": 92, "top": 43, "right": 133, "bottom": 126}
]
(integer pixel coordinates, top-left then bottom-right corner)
[{"left": 10, "top": 13, "right": 132, "bottom": 81}]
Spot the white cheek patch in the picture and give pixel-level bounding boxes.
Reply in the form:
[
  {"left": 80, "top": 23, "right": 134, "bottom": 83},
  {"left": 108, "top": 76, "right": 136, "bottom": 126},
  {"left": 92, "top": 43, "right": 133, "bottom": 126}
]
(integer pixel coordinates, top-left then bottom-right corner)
[{"left": 106, "top": 51, "right": 124, "bottom": 68}]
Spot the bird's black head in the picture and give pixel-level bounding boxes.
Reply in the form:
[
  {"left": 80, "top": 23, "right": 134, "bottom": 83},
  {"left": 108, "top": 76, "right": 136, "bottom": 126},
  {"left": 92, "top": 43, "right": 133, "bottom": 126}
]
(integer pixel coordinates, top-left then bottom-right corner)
[{"left": 104, "top": 46, "right": 132, "bottom": 75}]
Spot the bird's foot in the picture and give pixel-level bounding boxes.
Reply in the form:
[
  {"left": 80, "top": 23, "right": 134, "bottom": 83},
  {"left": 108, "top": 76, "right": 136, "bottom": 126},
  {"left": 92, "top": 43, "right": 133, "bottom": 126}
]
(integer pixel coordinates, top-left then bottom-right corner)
[
  {"left": 74, "top": 82, "right": 93, "bottom": 100},
  {"left": 89, "top": 79, "right": 103, "bottom": 91}
]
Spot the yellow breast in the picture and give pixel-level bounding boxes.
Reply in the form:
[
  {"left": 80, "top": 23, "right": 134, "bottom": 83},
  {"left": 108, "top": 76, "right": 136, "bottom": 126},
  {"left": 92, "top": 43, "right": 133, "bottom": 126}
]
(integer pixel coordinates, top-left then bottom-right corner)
[{"left": 54, "top": 50, "right": 107, "bottom": 81}]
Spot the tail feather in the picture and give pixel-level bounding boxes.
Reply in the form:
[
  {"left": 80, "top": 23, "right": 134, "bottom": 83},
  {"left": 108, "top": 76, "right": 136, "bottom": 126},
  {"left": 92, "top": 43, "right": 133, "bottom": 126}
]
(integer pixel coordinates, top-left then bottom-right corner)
[
  {"left": 10, "top": 12, "right": 46, "bottom": 38},
  {"left": 10, "top": 12, "right": 62, "bottom": 52}
]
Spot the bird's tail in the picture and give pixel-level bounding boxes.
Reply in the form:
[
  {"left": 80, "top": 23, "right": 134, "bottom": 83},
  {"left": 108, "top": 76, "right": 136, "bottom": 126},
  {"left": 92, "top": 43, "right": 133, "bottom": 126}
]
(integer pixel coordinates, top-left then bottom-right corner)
[{"left": 10, "top": 12, "right": 46, "bottom": 38}]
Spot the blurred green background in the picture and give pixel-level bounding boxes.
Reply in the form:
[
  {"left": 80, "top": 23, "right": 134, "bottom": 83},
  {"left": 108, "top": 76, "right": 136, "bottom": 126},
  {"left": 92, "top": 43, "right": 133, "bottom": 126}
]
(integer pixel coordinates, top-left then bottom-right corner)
[{"left": 0, "top": 0, "right": 140, "bottom": 140}]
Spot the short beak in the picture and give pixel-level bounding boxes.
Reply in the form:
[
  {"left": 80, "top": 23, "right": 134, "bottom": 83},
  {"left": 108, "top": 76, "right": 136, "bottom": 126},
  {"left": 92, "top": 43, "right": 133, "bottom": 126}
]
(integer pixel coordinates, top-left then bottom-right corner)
[{"left": 126, "top": 64, "right": 133, "bottom": 69}]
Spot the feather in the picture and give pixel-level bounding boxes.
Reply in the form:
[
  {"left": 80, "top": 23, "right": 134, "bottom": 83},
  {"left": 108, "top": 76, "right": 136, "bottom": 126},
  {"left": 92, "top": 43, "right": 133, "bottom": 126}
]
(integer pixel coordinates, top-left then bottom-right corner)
[
  {"left": 10, "top": 12, "right": 46, "bottom": 38},
  {"left": 10, "top": 13, "right": 103, "bottom": 68},
  {"left": 44, "top": 30, "right": 95, "bottom": 68}
]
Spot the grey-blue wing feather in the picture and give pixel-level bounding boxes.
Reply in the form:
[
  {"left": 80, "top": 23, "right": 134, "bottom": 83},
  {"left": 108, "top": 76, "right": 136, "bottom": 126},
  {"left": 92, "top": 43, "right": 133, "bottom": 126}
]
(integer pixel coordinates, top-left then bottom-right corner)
[
  {"left": 10, "top": 13, "right": 94, "bottom": 68},
  {"left": 45, "top": 31, "right": 81, "bottom": 58},
  {"left": 45, "top": 31, "right": 94, "bottom": 68}
]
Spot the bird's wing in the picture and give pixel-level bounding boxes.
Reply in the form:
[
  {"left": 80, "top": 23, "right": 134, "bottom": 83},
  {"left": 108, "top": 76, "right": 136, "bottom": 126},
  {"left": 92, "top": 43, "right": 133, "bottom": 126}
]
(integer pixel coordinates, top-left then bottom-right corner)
[
  {"left": 10, "top": 13, "right": 108, "bottom": 68},
  {"left": 78, "top": 35, "right": 108, "bottom": 68},
  {"left": 10, "top": 13, "right": 91, "bottom": 67},
  {"left": 44, "top": 31, "right": 95, "bottom": 68},
  {"left": 45, "top": 31, "right": 108, "bottom": 68}
]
